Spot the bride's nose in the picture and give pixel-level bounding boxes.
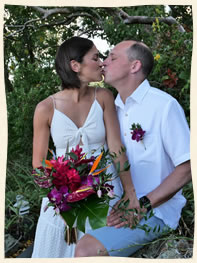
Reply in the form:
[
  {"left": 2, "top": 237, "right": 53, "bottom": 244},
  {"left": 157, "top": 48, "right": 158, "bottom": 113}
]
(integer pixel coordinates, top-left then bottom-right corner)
[{"left": 103, "top": 58, "right": 108, "bottom": 66}]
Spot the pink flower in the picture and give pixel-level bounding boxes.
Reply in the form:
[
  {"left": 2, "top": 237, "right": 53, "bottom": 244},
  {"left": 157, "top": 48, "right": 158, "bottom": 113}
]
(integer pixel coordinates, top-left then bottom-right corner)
[
  {"left": 97, "top": 189, "right": 102, "bottom": 198},
  {"left": 107, "top": 189, "right": 114, "bottom": 198}
]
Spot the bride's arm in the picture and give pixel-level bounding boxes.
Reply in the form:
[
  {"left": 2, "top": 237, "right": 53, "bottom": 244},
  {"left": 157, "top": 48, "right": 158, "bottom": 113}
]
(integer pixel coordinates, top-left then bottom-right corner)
[
  {"left": 32, "top": 99, "right": 52, "bottom": 168},
  {"left": 98, "top": 88, "right": 140, "bottom": 228}
]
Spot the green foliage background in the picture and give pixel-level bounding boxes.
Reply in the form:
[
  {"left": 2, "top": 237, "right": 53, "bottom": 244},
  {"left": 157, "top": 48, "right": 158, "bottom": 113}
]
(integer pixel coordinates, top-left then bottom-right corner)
[
  {"left": 4, "top": 5, "right": 192, "bottom": 159},
  {"left": 4, "top": 5, "right": 193, "bottom": 253}
]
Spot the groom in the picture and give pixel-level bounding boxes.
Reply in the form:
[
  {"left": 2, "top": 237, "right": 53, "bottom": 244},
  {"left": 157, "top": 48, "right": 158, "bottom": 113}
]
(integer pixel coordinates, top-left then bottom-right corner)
[{"left": 74, "top": 40, "right": 191, "bottom": 257}]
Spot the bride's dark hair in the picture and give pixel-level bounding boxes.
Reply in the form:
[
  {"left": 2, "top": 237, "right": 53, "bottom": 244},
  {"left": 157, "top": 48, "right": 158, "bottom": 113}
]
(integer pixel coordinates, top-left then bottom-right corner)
[{"left": 55, "top": 36, "right": 94, "bottom": 89}]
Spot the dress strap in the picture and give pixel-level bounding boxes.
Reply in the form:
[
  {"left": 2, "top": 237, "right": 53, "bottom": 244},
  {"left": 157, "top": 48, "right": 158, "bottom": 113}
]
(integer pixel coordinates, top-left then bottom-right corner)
[
  {"left": 50, "top": 95, "right": 56, "bottom": 109},
  {"left": 94, "top": 87, "right": 97, "bottom": 100}
]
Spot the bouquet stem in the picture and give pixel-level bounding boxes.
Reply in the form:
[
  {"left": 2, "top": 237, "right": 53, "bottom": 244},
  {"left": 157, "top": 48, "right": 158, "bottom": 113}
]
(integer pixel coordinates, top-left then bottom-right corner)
[{"left": 65, "top": 226, "right": 78, "bottom": 245}]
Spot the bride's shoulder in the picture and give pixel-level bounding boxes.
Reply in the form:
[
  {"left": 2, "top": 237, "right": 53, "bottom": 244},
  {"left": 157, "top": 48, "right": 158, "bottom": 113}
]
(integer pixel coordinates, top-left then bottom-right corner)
[
  {"left": 96, "top": 87, "right": 115, "bottom": 102},
  {"left": 34, "top": 95, "right": 54, "bottom": 116}
]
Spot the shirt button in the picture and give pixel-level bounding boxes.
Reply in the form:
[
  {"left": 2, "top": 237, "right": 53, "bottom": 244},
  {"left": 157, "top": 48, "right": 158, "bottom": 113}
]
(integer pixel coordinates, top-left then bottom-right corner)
[
  {"left": 125, "top": 113, "right": 128, "bottom": 117},
  {"left": 124, "top": 133, "right": 127, "bottom": 136}
]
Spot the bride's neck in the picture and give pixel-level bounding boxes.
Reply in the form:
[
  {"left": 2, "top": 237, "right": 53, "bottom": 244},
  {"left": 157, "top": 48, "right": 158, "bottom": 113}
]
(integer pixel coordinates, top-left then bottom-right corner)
[{"left": 62, "top": 85, "right": 89, "bottom": 103}]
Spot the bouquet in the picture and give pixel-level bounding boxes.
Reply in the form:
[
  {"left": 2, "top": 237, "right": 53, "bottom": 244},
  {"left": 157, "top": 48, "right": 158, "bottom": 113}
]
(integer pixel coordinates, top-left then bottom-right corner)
[{"left": 32, "top": 145, "right": 116, "bottom": 244}]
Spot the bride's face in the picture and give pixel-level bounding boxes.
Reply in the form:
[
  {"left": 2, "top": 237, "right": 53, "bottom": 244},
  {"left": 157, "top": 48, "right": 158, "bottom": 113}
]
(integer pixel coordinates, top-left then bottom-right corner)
[{"left": 78, "top": 45, "right": 103, "bottom": 83}]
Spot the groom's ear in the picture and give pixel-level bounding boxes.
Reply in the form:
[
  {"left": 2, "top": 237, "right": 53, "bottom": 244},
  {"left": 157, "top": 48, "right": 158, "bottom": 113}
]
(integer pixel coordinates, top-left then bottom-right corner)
[
  {"left": 130, "top": 60, "right": 142, "bottom": 74},
  {"left": 70, "top": 60, "right": 81, "bottom": 72}
]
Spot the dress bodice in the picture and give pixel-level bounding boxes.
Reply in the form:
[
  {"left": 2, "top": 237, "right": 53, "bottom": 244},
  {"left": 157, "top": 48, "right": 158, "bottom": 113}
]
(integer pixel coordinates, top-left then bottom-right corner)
[{"left": 50, "top": 97, "right": 106, "bottom": 157}]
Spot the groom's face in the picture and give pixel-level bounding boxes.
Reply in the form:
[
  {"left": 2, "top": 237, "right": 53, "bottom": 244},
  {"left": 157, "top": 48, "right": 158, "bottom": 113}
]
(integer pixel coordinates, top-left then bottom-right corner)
[{"left": 102, "top": 41, "right": 133, "bottom": 86}]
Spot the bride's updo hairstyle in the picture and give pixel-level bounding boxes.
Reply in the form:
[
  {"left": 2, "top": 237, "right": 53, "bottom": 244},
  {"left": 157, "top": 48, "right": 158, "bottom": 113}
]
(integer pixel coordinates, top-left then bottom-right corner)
[{"left": 55, "top": 36, "right": 94, "bottom": 89}]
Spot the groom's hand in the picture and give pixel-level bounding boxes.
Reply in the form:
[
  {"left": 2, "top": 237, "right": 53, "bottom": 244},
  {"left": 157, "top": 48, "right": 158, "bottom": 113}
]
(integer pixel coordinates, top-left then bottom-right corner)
[{"left": 107, "top": 196, "right": 144, "bottom": 229}]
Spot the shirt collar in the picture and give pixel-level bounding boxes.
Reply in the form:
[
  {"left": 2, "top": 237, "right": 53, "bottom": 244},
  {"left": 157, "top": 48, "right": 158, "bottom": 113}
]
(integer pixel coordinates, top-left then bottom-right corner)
[{"left": 115, "top": 79, "right": 151, "bottom": 109}]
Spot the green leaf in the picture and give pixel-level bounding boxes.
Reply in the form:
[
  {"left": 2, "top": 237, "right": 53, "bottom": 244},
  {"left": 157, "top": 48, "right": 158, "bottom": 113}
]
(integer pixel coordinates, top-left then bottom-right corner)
[
  {"left": 161, "top": 75, "right": 169, "bottom": 81},
  {"left": 123, "top": 199, "right": 130, "bottom": 208},
  {"left": 61, "top": 208, "right": 77, "bottom": 228},
  {"left": 61, "top": 196, "right": 109, "bottom": 232},
  {"left": 153, "top": 225, "right": 157, "bottom": 232},
  {"left": 115, "top": 162, "right": 120, "bottom": 174},
  {"left": 179, "top": 71, "right": 188, "bottom": 80},
  {"left": 123, "top": 160, "right": 130, "bottom": 171},
  {"left": 184, "top": 210, "right": 193, "bottom": 216},
  {"left": 81, "top": 197, "right": 109, "bottom": 230},
  {"left": 88, "top": 204, "right": 109, "bottom": 230},
  {"left": 35, "top": 168, "right": 42, "bottom": 174},
  {"left": 67, "top": 152, "right": 78, "bottom": 160},
  {"left": 144, "top": 214, "right": 148, "bottom": 221},
  {"left": 42, "top": 158, "right": 46, "bottom": 167},
  {"left": 76, "top": 208, "right": 87, "bottom": 233},
  {"left": 77, "top": 163, "right": 88, "bottom": 173},
  {"left": 118, "top": 200, "right": 125, "bottom": 209}
]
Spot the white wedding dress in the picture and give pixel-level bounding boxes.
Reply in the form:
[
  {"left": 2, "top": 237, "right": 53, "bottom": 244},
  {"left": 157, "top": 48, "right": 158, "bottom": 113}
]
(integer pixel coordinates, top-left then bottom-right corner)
[{"left": 32, "top": 91, "right": 123, "bottom": 258}]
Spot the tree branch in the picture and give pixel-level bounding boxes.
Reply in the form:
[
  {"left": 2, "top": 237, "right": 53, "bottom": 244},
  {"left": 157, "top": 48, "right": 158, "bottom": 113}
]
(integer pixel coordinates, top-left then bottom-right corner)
[
  {"left": 31, "top": 6, "right": 103, "bottom": 26},
  {"left": 4, "top": 6, "right": 186, "bottom": 39},
  {"left": 31, "top": 6, "right": 71, "bottom": 18},
  {"left": 5, "top": 7, "right": 103, "bottom": 38},
  {"left": 116, "top": 8, "right": 185, "bottom": 33}
]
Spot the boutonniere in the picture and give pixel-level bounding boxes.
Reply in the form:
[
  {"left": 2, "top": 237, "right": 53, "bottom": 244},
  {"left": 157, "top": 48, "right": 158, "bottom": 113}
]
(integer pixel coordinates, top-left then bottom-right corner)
[{"left": 130, "top": 123, "right": 146, "bottom": 150}]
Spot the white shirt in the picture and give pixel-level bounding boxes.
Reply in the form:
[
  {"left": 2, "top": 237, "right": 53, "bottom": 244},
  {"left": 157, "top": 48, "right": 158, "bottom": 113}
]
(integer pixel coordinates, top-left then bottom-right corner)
[{"left": 115, "top": 79, "right": 190, "bottom": 229}]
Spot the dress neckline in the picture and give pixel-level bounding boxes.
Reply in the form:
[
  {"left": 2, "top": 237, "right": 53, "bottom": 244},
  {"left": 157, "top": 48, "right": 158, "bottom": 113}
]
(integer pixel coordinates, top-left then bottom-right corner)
[{"left": 53, "top": 99, "right": 101, "bottom": 129}]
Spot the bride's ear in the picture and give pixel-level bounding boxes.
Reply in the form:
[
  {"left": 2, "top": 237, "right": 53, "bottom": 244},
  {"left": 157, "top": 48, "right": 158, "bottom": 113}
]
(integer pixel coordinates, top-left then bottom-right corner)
[{"left": 70, "top": 60, "right": 80, "bottom": 72}]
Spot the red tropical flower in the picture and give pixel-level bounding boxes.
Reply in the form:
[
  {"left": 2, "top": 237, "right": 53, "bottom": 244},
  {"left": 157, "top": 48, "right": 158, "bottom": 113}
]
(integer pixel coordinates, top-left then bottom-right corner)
[
  {"left": 50, "top": 156, "right": 70, "bottom": 172},
  {"left": 67, "top": 168, "right": 81, "bottom": 192},
  {"left": 52, "top": 170, "right": 69, "bottom": 189},
  {"left": 71, "top": 145, "right": 84, "bottom": 161},
  {"left": 67, "top": 185, "right": 95, "bottom": 202}
]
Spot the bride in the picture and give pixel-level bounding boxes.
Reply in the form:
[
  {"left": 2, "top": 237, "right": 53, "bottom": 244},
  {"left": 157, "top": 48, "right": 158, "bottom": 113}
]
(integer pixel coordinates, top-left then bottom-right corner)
[{"left": 31, "top": 36, "right": 136, "bottom": 258}]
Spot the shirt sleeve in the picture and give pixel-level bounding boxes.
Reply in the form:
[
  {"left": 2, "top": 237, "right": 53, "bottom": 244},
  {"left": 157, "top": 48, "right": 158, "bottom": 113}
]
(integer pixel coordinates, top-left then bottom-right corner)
[{"left": 161, "top": 98, "right": 190, "bottom": 167}]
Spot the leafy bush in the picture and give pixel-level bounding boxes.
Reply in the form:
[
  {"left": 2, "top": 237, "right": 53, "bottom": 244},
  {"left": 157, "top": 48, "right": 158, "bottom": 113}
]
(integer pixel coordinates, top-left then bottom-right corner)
[
  {"left": 5, "top": 157, "right": 41, "bottom": 242},
  {"left": 6, "top": 64, "right": 60, "bottom": 158}
]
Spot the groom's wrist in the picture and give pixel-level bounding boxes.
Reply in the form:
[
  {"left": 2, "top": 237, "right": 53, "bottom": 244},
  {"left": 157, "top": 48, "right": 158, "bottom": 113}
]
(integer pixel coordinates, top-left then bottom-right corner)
[{"left": 139, "top": 195, "right": 152, "bottom": 212}]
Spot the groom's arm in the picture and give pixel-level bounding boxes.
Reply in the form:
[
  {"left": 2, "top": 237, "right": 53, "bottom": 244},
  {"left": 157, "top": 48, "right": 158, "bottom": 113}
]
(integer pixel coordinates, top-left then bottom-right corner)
[
  {"left": 107, "top": 160, "right": 191, "bottom": 228},
  {"left": 147, "top": 160, "right": 191, "bottom": 208}
]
